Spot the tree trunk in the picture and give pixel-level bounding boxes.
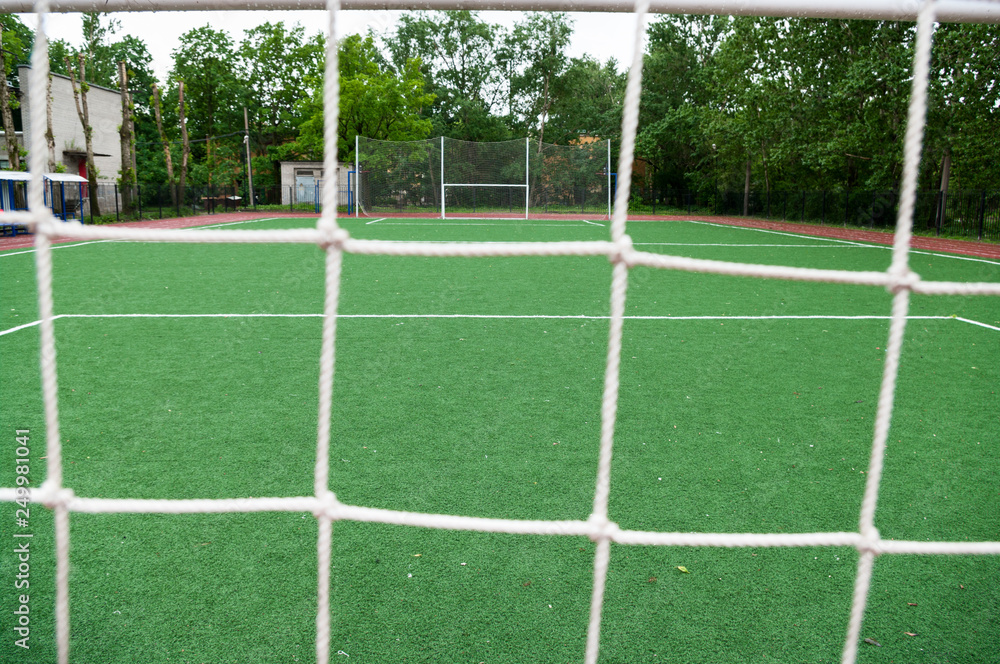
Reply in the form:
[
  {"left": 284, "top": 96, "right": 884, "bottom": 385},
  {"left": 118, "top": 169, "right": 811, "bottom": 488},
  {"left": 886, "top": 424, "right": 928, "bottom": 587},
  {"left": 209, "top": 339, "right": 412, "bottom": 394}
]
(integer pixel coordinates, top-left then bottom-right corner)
[
  {"left": 937, "top": 148, "right": 951, "bottom": 231},
  {"left": 0, "top": 32, "right": 21, "bottom": 171},
  {"left": 743, "top": 158, "right": 751, "bottom": 216},
  {"left": 178, "top": 81, "right": 189, "bottom": 208},
  {"left": 46, "top": 74, "right": 57, "bottom": 172},
  {"left": 67, "top": 54, "right": 101, "bottom": 217},
  {"left": 761, "top": 140, "right": 770, "bottom": 196},
  {"left": 537, "top": 76, "right": 550, "bottom": 154},
  {"left": 151, "top": 83, "right": 176, "bottom": 205},
  {"left": 118, "top": 62, "right": 135, "bottom": 214}
]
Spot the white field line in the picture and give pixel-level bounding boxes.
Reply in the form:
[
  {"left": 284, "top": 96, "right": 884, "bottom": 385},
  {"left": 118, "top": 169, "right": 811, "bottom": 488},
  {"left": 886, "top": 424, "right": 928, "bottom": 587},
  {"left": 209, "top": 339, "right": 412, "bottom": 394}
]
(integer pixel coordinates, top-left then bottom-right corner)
[
  {"left": 581, "top": 219, "right": 606, "bottom": 226},
  {"left": 0, "top": 239, "right": 117, "bottom": 257},
  {"left": 682, "top": 218, "right": 876, "bottom": 249},
  {"left": 194, "top": 218, "right": 286, "bottom": 230},
  {"left": 909, "top": 250, "right": 1000, "bottom": 266},
  {"left": 677, "top": 219, "right": 1000, "bottom": 265},
  {"left": 634, "top": 242, "right": 875, "bottom": 248},
  {"left": 954, "top": 316, "right": 1000, "bottom": 332},
  {"left": 0, "top": 319, "right": 44, "bottom": 336},
  {"left": 365, "top": 218, "right": 386, "bottom": 225},
  {"left": 376, "top": 222, "right": 589, "bottom": 227},
  {"left": 4, "top": 313, "right": 996, "bottom": 338},
  {"left": 0, "top": 217, "right": 287, "bottom": 257}
]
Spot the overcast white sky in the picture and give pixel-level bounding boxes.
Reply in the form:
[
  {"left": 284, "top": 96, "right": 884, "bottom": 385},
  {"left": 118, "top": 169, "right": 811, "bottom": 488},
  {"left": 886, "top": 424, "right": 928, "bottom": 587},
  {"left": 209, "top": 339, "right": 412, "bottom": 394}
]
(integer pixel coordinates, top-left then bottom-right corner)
[{"left": 20, "top": 10, "right": 641, "bottom": 83}]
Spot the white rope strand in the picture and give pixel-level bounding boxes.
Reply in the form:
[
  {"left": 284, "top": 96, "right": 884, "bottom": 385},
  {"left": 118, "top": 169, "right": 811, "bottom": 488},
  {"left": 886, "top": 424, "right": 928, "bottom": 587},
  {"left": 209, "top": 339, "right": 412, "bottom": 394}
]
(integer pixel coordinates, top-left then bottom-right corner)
[
  {"left": 841, "top": 4, "right": 938, "bottom": 663},
  {"left": 28, "top": 4, "right": 73, "bottom": 662},
  {"left": 27, "top": 3, "right": 49, "bottom": 215},
  {"left": 316, "top": 3, "right": 342, "bottom": 661},
  {"left": 5, "top": 488, "right": 1000, "bottom": 555},
  {"left": 584, "top": 1, "right": 649, "bottom": 660},
  {"left": 609, "top": 0, "right": 650, "bottom": 242}
]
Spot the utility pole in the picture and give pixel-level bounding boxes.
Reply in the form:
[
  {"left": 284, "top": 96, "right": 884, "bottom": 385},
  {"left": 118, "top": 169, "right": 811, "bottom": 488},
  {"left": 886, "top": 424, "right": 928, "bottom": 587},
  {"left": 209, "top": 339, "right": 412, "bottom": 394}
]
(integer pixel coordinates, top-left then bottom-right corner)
[{"left": 244, "top": 107, "right": 254, "bottom": 210}]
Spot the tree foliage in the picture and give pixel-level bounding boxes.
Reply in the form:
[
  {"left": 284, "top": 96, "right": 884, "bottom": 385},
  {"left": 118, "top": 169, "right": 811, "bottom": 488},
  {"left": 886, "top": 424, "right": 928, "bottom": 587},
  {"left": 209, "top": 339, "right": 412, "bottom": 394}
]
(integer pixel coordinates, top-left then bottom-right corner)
[
  {"left": 1, "top": 12, "right": 996, "bottom": 201},
  {"left": 281, "top": 34, "right": 434, "bottom": 163}
]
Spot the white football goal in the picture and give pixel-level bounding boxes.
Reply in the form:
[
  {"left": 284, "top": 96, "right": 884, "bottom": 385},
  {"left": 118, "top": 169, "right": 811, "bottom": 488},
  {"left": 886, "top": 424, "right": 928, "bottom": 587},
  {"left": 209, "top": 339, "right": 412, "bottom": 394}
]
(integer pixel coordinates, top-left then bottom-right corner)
[{"left": 356, "top": 135, "right": 612, "bottom": 219}]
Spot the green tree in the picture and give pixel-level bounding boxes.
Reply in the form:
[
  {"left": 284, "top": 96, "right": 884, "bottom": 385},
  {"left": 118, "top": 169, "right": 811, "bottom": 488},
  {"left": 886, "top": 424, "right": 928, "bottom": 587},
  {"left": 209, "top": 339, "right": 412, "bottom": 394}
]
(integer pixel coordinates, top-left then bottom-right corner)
[
  {"left": 239, "top": 22, "right": 324, "bottom": 149},
  {"left": 545, "top": 56, "right": 625, "bottom": 146},
  {"left": 638, "top": 15, "right": 728, "bottom": 194},
  {"left": 387, "top": 11, "right": 511, "bottom": 141},
  {"left": 286, "top": 34, "right": 434, "bottom": 162},
  {"left": 925, "top": 22, "right": 1000, "bottom": 192},
  {"left": 170, "top": 26, "right": 245, "bottom": 186},
  {"left": 508, "top": 12, "right": 573, "bottom": 147}
]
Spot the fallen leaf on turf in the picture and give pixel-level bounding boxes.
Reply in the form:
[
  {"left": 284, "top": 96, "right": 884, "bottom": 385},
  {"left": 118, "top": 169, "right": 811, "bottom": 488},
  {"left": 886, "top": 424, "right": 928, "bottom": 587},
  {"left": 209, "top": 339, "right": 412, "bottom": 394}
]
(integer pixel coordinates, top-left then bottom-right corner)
[
  {"left": 677, "top": 566, "right": 690, "bottom": 574},
  {"left": 413, "top": 554, "right": 421, "bottom": 557},
  {"left": 907, "top": 603, "right": 918, "bottom": 606},
  {"left": 905, "top": 632, "right": 918, "bottom": 637},
  {"left": 864, "top": 638, "right": 881, "bottom": 647},
  {"left": 648, "top": 577, "right": 657, "bottom": 583}
]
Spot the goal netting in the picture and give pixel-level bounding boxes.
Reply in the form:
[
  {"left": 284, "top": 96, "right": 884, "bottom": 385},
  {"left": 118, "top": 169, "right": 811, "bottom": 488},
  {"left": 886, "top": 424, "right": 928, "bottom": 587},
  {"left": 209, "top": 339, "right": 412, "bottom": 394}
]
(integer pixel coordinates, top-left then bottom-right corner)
[
  {"left": 2, "top": 2, "right": 999, "bottom": 664},
  {"left": 355, "top": 137, "right": 441, "bottom": 217},
  {"left": 357, "top": 135, "right": 611, "bottom": 218}
]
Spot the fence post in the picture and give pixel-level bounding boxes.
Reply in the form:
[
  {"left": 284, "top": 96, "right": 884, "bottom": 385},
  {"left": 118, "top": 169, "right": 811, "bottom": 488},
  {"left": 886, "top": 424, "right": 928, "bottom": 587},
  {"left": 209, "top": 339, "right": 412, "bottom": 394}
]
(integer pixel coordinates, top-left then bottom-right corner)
[
  {"left": 115, "top": 184, "right": 120, "bottom": 222},
  {"left": 137, "top": 184, "right": 142, "bottom": 220},
  {"left": 977, "top": 190, "right": 986, "bottom": 240},
  {"left": 935, "top": 191, "right": 942, "bottom": 236}
]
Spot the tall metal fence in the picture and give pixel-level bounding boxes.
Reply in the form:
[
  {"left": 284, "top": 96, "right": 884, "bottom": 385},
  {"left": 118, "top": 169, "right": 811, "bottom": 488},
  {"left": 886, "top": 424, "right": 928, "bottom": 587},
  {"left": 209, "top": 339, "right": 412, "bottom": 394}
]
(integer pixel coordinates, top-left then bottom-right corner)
[
  {"left": 4, "top": 180, "right": 997, "bottom": 244},
  {"left": 51, "top": 182, "right": 354, "bottom": 223}
]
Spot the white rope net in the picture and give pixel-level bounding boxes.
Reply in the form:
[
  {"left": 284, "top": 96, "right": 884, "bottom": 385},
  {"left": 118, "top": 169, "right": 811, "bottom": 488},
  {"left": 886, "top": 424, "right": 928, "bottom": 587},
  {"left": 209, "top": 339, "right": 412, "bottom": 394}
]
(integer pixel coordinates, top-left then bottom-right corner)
[{"left": 2, "top": 2, "right": 999, "bottom": 664}]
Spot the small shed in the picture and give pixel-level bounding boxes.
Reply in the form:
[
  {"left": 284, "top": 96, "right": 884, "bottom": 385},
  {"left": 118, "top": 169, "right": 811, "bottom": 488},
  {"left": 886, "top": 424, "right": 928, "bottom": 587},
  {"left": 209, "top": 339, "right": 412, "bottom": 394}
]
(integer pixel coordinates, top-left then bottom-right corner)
[
  {"left": 0, "top": 171, "right": 90, "bottom": 228},
  {"left": 279, "top": 161, "right": 353, "bottom": 208}
]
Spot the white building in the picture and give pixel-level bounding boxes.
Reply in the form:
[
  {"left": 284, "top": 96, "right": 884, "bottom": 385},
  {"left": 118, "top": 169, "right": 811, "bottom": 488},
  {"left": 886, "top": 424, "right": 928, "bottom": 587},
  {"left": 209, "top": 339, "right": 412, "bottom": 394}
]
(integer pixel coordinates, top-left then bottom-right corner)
[
  {"left": 279, "top": 160, "right": 353, "bottom": 207},
  {"left": 2, "top": 65, "right": 122, "bottom": 183}
]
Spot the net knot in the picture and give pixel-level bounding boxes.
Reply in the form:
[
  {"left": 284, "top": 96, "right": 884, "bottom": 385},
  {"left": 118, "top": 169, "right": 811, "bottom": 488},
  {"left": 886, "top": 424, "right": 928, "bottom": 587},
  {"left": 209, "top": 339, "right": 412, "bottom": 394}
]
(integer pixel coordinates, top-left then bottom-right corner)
[
  {"left": 318, "top": 225, "right": 349, "bottom": 251},
  {"left": 887, "top": 267, "right": 919, "bottom": 294},
  {"left": 35, "top": 213, "right": 60, "bottom": 237},
  {"left": 609, "top": 234, "right": 634, "bottom": 266},
  {"left": 586, "top": 515, "right": 620, "bottom": 542},
  {"left": 859, "top": 527, "right": 882, "bottom": 555},
  {"left": 314, "top": 490, "right": 341, "bottom": 520},
  {"left": 40, "top": 483, "right": 74, "bottom": 509}
]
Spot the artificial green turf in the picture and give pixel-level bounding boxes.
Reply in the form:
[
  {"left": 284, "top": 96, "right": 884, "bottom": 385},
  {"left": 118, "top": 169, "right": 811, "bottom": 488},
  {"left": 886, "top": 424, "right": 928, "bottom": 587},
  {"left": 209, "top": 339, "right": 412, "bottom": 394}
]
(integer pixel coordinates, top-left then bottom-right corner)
[{"left": 0, "top": 216, "right": 997, "bottom": 663}]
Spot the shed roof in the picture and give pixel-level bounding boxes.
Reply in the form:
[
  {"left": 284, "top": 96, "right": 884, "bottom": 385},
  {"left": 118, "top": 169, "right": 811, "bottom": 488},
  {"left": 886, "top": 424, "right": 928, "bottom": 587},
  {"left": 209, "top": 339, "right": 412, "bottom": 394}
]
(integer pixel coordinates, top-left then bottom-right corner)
[{"left": 0, "top": 171, "right": 88, "bottom": 183}]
